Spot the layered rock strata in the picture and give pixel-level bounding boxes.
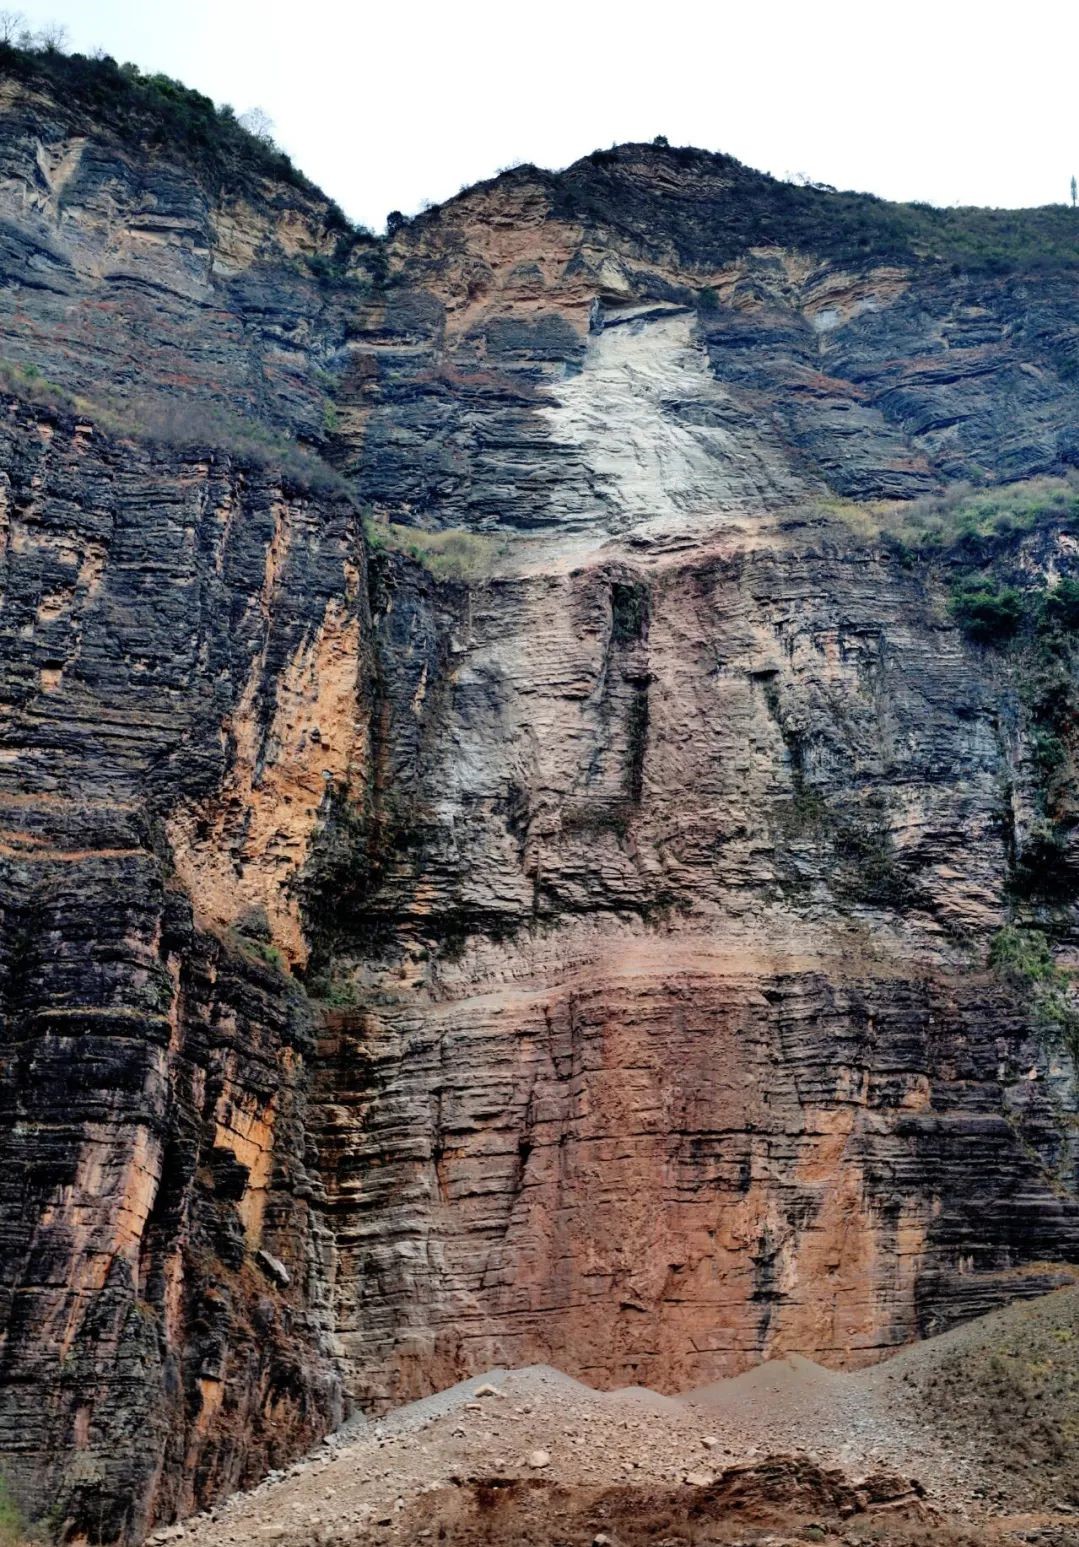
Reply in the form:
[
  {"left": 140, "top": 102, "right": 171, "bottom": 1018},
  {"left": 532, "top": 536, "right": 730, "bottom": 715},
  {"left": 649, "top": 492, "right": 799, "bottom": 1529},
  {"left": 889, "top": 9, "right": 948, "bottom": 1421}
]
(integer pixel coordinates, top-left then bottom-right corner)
[
  {"left": 0, "top": 53, "right": 1076, "bottom": 1540},
  {"left": 0, "top": 406, "right": 368, "bottom": 1538}
]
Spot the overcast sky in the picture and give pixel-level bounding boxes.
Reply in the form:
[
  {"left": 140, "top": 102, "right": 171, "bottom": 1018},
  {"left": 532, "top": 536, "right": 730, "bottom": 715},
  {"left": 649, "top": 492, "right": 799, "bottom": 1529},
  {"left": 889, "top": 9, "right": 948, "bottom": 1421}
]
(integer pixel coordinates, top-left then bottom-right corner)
[{"left": 11, "top": 0, "right": 1079, "bottom": 231}]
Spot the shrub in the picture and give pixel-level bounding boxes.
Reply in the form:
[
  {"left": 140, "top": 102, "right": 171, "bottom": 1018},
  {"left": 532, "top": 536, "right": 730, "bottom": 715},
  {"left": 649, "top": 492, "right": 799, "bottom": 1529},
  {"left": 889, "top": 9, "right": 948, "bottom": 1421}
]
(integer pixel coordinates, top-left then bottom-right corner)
[
  {"left": 362, "top": 518, "right": 507, "bottom": 582},
  {"left": 553, "top": 147, "right": 1079, "bottom": 275},
  {"left": 227, "top": 928, "right": 288, "bottom": 974},
  {"left": 610, "top": 580, "right": 649, "bottom": 644},
  {"left": 989, "top": 924, "right": 1079, "bottom": 1073},
  {"left": 0, "top": 358, "right": 73, "bottom": 410},
  {"left": 0, "top": 40, "right": 353, "bottom": 232},
  {"left": 0, "top": 1475, "right": 27, "bottom": 1547},
  {"left": 560, "top": 798, "right": 631, "bottom": 838},
  {"left": 1041, "top": 577, "right": 1079, "bottom": 631},
  {"left": 989, "top": 923, "right": 1057, "bottom": 983},
  {"left": 1010, "top": 824, "right": 1075, "bottom": 902},
  {"left": 949, "top": 580, "right": 1025, "bottom": 643},
  {"left": 114, "top": 399, "right": 351, "bottom": 492},
  {"left": 625, "top": 686, "right": 649, "bottom": 803},
  {"left": 832, "top": 812, "right": 911, "bottom": 906},
  {"left": 0, "top": 367, "right": 352, "bottom": 498}
]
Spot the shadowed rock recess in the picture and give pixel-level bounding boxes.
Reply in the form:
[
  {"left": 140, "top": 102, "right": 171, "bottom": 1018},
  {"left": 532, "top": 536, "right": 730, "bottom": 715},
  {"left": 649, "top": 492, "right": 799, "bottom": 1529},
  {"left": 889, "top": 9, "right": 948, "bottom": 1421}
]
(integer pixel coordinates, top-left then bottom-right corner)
[{"left": 0, "top": 45, "right": 1077, "bottom": 1544}]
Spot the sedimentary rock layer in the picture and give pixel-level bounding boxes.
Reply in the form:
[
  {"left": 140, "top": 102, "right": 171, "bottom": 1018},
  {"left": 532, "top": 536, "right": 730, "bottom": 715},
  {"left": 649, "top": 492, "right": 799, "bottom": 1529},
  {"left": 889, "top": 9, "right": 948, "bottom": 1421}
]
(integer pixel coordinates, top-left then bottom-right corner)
[
  {"left": 0, "top": 406, "right": 367, "bottom": 1539},
  {"left": 0, "top": 51, "right": 1076, "bottom": 1540}
]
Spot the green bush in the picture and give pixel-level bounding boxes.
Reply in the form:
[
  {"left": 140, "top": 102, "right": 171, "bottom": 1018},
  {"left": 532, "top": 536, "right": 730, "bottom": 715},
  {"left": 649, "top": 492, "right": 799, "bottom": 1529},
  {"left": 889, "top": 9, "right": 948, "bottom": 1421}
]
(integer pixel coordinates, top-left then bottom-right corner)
[
  {"left": 305, "top": 971, "right": 360, "bottom": 1008},
  {"left": 1041, "top": 577, "right": 1079, "bottom": 631},
  {"left": 989, "top": 924, "right": 1079, "bottom": 1073},
  {"left": 1030, "top": 727, "right": 1068, "bottom": 782},
  {"left": 0, "top": 1475, "right": 27, "bottom": 1547},
  {"left": 989, "top": 923, "right": 1057, "bottom": 982},
  {"left": 949, "top": 580, "right": 1025, "bottom": 643}
]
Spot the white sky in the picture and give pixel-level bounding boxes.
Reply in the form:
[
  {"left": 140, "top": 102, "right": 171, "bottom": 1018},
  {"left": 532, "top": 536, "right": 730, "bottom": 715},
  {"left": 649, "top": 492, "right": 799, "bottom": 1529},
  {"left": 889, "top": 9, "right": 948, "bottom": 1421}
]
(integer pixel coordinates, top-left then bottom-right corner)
[{"left": 11, "top": 0, "right": 1079, "bottom": 231}]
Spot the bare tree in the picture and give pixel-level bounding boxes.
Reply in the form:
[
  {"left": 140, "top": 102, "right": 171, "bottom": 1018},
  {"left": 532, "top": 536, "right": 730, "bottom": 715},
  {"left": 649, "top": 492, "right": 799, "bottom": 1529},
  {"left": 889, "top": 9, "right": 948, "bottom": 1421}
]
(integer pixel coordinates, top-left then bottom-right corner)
[
  {"left": 1072, "top": 175, "right": 1077, "bottom": 209},
  {"left": 36, "top": 20, "right": 68, "bottom": 51},
  {"left": 0, "top": 10, "right": 25, "bottom": 44},
  {"left": 238, "top": 107, "right": 275, "bottom": 147}
]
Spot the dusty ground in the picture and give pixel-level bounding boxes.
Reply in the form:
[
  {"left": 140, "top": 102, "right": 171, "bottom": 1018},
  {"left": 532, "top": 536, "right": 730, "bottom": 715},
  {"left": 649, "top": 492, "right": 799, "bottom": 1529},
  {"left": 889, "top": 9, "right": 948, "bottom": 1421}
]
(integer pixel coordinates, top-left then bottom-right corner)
[{"left": 163, "top": 1288, "right": 1079, "bottom": 1547}]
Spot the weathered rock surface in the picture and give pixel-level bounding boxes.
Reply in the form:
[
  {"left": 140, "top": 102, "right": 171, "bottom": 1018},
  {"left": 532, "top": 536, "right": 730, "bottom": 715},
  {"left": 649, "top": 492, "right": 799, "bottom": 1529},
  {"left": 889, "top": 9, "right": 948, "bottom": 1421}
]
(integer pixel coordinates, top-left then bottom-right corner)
[
  {"left": 0, "top": 405, "right": 369, "bottom": 1539},
  {"left": 0, "top": 53, "right": 364, "bottom": 441},
  {"left": 0, "top": 47, "right": 1077, "bottom": 1543}
]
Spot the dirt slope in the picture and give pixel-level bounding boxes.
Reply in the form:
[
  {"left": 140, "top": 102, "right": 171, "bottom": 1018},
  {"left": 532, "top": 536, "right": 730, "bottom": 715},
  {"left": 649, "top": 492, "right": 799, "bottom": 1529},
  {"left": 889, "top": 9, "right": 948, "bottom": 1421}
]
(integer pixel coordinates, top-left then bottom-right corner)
[{"left": 158, "top": 1288, "right": 1079, "bottom": 1547}]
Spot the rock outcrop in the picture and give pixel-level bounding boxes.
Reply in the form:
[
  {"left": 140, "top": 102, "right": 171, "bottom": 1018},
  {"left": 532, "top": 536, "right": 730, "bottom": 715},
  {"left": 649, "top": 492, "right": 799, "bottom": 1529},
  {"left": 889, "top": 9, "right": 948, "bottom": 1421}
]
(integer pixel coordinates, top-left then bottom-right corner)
[
  {"left": 0, "top": 45, "right": 1077, "bottom": 1542},
  {"left": 0, "top": 408, "right": 365, "bottom": 1540}
]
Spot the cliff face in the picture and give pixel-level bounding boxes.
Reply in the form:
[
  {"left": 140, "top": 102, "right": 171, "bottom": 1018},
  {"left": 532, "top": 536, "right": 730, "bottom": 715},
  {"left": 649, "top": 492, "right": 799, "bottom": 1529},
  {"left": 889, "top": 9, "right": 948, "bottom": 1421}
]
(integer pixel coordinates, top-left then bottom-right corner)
[
  {"left": 0, "top": 53, "right": 1077, "bottom": 1542},
  {"left": 0, "top": 407, "right": 367, "bottom": 1538},
  {"left": 315, "top": 149, "right": 1079, "bottom": 1403}
]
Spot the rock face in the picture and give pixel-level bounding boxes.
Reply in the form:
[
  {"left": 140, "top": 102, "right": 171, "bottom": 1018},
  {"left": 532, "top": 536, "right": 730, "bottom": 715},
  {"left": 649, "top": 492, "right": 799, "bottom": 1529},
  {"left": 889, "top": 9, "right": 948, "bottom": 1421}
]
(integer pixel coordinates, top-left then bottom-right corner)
[
  {"left": 0, "top": 48, "right": 1077, "bottom": 1542},
  {"left": 0, "top": 409, "right": 362, "bottom": 1540}
]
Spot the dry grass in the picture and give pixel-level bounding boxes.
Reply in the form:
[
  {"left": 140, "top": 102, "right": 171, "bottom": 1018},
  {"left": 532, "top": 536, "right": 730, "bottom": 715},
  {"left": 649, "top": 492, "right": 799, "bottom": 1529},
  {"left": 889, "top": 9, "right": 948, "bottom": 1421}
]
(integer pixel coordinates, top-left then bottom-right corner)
[
  {"left": 887, "top": 1285, "right": 1079, "bottom": 1509},
  {"left": 821, "top": 474, "right": 1079, "bottom": 554},
  {"left": 364, "top": 518, "right": 509, "bottom": 581},
  {"left": 0, "top": 361, "right": 349, "bottom": 496}
]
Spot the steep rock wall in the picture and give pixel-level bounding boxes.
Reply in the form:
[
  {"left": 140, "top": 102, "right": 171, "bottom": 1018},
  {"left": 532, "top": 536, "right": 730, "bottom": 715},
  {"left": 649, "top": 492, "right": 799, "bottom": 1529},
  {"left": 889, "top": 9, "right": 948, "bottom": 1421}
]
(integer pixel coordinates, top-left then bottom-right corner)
[
  {"left": 308, "top": 155, "right": 1079, "bottom": 1407},
  {"left": 0, "top": 58, "right": 1076, "bottom": 1540},
  {"left": 314, "top": 526, "right": 1079, "bottom": 1406},
  {"left": 0, "top": 402, "right": 371, "bottom": 1539}
]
